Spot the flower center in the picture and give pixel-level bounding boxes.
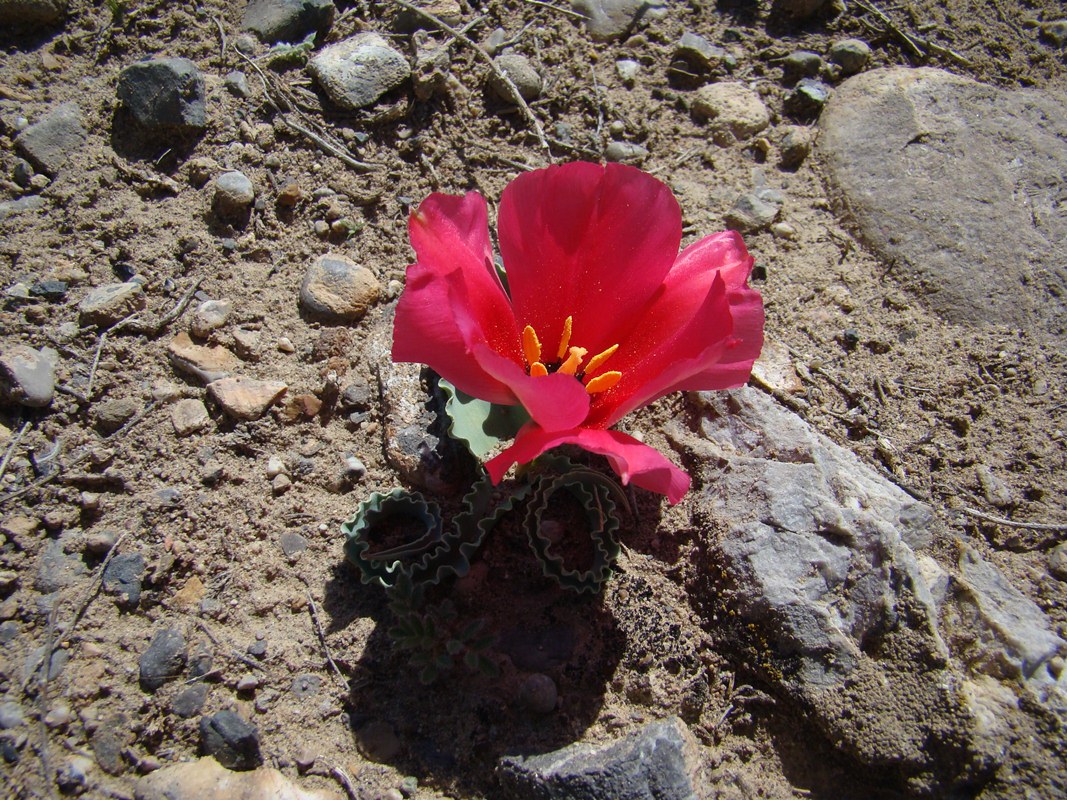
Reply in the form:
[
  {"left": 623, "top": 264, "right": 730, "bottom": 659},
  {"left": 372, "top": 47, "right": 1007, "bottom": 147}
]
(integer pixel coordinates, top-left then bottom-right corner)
[{"left": 521, "top": 316, "right": 622, "bottom": 395}]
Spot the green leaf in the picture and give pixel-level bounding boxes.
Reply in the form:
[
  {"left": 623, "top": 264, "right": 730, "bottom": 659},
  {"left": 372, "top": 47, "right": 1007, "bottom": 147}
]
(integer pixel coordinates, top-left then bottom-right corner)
[{"left": 438, "top": 378, "right": 530, "bottom": 460}]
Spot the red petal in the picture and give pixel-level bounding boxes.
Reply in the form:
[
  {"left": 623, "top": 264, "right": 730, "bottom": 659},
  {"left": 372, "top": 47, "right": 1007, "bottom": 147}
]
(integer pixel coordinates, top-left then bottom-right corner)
[
  {"left": 472, "top": 345, "right": 590, "bottom": 432},
  {"left": 392, "top": 192, "right": 520, "bottom": 404},
  {"left": 497, "top": 162, "right": 682, "bottom": 355},
  {"left": 585, "top": 231, "right": 762, "bottom": 427},
  {"left": 485, "top": 426, "right": 691, "bottom": 505}
]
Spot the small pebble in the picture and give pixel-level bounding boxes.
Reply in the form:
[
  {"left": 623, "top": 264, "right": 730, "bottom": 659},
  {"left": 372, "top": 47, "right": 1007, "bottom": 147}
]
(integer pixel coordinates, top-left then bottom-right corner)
[
  {"left": 519, "top": 673, "right": 558, "bottom": 715},
  {"left": 277, "top": 336, "right": 296, "bottom": 353},
  {"left": 266, "top": 455, "right": 286, "bottom": 478},
  {"left": 488, "top": 54, "right": 542, "bottom": 102},
  {"left": 236, "top": 675, "right": 260, "bottom": 692},
  {"left": 829, "top": 38, "right": 871, "bottom": 75},
  {"left": 214, "top": 171, "right": 255, "bottom": 218},
  {"left": 272, "top": 474, "right": 292, "bottom": 495},
  {"left": 1049, "top": 542, "right": 1067, "bottom": 581},
  {"left": 295, "top": 747, "right": 317, "bottom": 771}
]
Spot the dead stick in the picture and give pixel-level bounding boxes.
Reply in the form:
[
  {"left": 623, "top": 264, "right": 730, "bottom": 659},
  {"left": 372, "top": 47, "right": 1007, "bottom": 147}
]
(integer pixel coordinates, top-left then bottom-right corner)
[
  {"left": 393, "top": 0, "right": 550, "bottom": 154},
  {"left": 0, "top": 420, "right": 30, "bottom": 486},
  {"left": 960, "top": 507, "right": 1067, "bottom": 532},
  {"left": 307, "top": 590, "right": 347, "bottom": 692}
]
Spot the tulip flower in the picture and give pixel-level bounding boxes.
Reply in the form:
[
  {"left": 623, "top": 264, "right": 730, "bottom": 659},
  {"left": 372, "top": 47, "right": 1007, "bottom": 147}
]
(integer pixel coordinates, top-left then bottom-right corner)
[{"left": 393, "top": 162, "right": 763, "bottom": 504}]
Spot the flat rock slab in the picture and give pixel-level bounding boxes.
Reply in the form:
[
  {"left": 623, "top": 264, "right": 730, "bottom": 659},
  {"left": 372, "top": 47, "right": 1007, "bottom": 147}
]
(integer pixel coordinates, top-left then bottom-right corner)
[
  {"left": 0, "top": 345, "right": 56, "bottom": 407},
  {"left": 679, "top": 388, "right": 991, "bottom": 790},
  {"left": 817, "top": 67, "right": 1067, "bottom": 337}
]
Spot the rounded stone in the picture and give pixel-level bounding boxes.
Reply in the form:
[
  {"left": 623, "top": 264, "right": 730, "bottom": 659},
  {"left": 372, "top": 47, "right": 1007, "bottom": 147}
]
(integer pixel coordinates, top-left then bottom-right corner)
[
  {"left": 214, "top": 172, "right": 255, "bottom": 218},
  {"left": 308, "top": 32, "right": 411, "bottom": 110},
  {"left": 116, "top": 57, "right": 207, "bottom": 131},
  {"left": 782, "top": 50, "right": 822, "bottom": 81},
  {"left": 518, "top": 673, "right": 558, "bottom": 715},
  {"left": 171, "top": 398, "right": 211, "bottom": 436},
  {"left": 604, "top": 141, "right": 649, "bottom": 164},
  {"left": 829, "top": 38, "right": 871, "bottom": 75},
  {"left": 692, "top": 82, "right": 770, "bottom": 139},
  {"left": 299, "top": 253, "right": 379, "bottom": 322},
  {"left": 488, "top": 54, "right": 542, "bottom": 103},
  {"left": 0, "top": 345, "right": 56, "bottom": 408},
  {"left": 1050, "top": 542, "right": 1067, "bottom": 581}
]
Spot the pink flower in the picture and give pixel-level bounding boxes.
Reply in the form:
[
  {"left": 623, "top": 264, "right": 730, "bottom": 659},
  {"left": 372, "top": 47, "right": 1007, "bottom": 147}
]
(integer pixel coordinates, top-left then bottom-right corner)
[{"left": 393, "top": 162, "right": 764, "bottom": 504}]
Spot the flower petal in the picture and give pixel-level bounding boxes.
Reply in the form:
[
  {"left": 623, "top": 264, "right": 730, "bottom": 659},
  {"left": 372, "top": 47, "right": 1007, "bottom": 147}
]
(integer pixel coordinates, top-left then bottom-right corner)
[
  {"left": 486, "top": 425, "right": 691, "bottom": 505},
  {"left": 472, "top": 344, "right": 591, "bottom": 432},
  {"left": 585, "top": 231, "right": 762, "bottom": 427},
  {"left": 392, "top": 192, "right": 520, "bottom": 404},
  {"left": 498, "top": 162, "right": 682, "bottom": 354}
]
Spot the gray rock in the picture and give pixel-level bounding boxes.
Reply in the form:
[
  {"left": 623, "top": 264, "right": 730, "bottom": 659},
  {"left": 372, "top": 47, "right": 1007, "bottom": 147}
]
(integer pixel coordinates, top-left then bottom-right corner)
[
  {"left": 199, "top": 710, "right": 261, "bottom": 770},
  {"left": 0, "top": 345, "right": 56, "bottom": 408},
  {"left": 723, "top": 187, "right": 782, "bottom": 232},
  {"left": 674, "top": 32, "right": 726, "bottom": 73},
  {"left": 0, "top": 621, "right": 18, "bottom": 644},
  {"left": 604, "top": 140, "right": 648, "bottom": 164},
  {"left": 0, "top": 701, "right": 25, "bottom": 729},
  {"left": 56, "top": 756, "right": 93, "bottom": 794},
  {"left": 570, "top": 0, "right": 667, "bottom": 41},
  {"left": 976, "top": 464, "right": 1014, "bottom": 508},
  {"left": 829, "top": 38, "right": 871, "bottom": 75},
  {"left": 954, "top": 545, "right": 1066, "bottom": 685},
  {"left": 93, "top": 396, "right": 141, "bottom": 433},
  {"left": 223, "top": 70, "right": 251, "bottom": 98},
  {"left": 242, "top": 0, "right": 335, "bottom": 44},
  {"left": 36, "top": 540, "right": 88, "bottom": 594},
  {"left": 784, "top": 78, "right": 832, "bottom": 118},
  {"left": 14, "top": 102, "right": 86, "bottom": 176},
  {"left": 817, "top": 68, "right": 1067, "bottom": 335},
  {"left": 681, "top": 388, "right": 991, "bottom": 788},
  {"left": 78, "top": 282, "right": 146, "bottom": 327},
  {"left": 117, "top": 57, "right": 207, "bottom": 132},
  {"left": 91, "top": 714, "right": 129, "bottom": 775},
  {"left": 308, "top": 33, "right": 410, "bottom": 110},
  {"left": 782, "top": 50, "right": 822, "bottom": 82},
  {"left": 213, "top": 171, "right": 255, "bottom": 218},
  {"left": 171, "top": 683, "right": 209, "bottom": 718},
  {"left": 139, "top": 626, "right": 187, "bottom": 692},
  {"left": 103, "top": 553, "right": 145, "bottom": 607},
  {"left": 0, "top": 195, "right": 45, "bottom": 221},
  {"left": 498, "top": 717, "right": 704, "bottom": 799},
  {"left": 0, "top": 0, "right": 66, "bottom": 25},
  {"left": 12, "top": 158, "right": 34, "bottom": 187},
  {"left": 279, "top": 532, "right": 307, "bottom": 556},
  {"left": 24, "top": 645, "right": 68, "bottom": 682},
  {"left": 299, "top": 252, "right": 380, "bottom": 322},
  {"left": 488, "top": 54, "right": 542, "bottom": 103}
]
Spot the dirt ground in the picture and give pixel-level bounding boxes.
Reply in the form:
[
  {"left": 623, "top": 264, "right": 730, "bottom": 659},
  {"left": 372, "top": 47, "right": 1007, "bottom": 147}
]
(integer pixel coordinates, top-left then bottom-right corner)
[{"left": 0, "top": 0, "right": 1065, "bottom": 798}]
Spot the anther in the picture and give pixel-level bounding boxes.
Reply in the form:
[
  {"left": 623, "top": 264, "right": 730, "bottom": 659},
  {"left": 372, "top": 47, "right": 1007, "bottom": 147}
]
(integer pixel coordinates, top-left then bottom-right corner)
[
  {"left": 530, "top": 362, "right": 548, "bottom": 377},
  {"left": 585, "top": 371, "right": 622, "bottom": 394},
  {"left": 584, "top": 344, "right": 619, "bottom": 376},
  {"left": 558, "top": 346, "right": 587, "bottom": 376},
  {"left": 522, "top": 325, "right": 542, "bottom": 367},
  {"left": 556, "top": 316, "right": 573, "bottom": 360}
]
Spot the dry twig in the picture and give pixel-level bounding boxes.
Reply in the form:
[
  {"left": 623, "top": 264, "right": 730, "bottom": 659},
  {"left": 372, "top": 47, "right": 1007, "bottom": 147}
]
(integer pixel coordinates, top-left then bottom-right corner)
[
  {"left": 329, "top": 764, "right": 360, "bottom": 800},
  {"left": 0, "top": 420, "right": 30, "bottom": 486},
  {"left": 960, "top": 507, "right": 1067, "bottom": 533},
  {"left": 307, "top": 589, "right": 348, "bottom": 692}
]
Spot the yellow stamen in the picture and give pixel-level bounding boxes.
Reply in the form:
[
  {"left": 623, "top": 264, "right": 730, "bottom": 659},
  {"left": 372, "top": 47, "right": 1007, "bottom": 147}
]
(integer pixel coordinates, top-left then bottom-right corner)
[
  {"left": 584, "top": 343, "right": 619, "bottom": 376},
  {"left": 530, "top": 362, "right": 548, "bottom": 377},
  {"left": 558, "top": 346, "right": 587, "bottom": 376},
  {"left": 585, "top": 371, "right": 622, "bottom": 394},
  {"left": 522, "top": 325, "right": 542, "bottom": 367},
  {"left": 556, "top": 316, "right": 573, "bottom": 360}
]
